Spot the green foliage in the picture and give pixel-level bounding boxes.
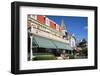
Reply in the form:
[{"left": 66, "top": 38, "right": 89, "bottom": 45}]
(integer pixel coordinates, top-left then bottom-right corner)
[
  {"left": 69, "top": 54, "right": 75, "bottom": 59},
  {"left": 78, "top": 39, "right": 87, "bottom": 47},
  {"left": 77, "top": 38, "right": 88, "bottom": 57},
  {"left": 32, "top": 55, "right": 56, "bottom": 60},
  {"left": 65, "top": 54, "right": 75, "bottom": 59},
  {"left": 80, "top": 47, "right": 88, "bottom": 56}
]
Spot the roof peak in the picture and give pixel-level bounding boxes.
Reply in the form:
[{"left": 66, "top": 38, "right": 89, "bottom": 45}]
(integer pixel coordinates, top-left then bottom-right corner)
[{"left": 61, "top": 19, "right": 67, "bottom": 31}]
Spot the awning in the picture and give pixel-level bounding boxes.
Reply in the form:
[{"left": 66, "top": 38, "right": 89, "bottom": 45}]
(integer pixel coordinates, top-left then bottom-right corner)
[
  {"left": 51, "top": 40, "right": 73, "bottom": 50},
  {"left": 32, "top": 35, "right": 73, "bottom": 50},
  {"left": 32, "top": 35, "right": 57, "bottom": 49}
]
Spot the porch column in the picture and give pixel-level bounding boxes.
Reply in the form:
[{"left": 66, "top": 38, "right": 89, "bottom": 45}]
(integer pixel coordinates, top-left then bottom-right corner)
[
  {"left": 30, "top": 36, "right": 33, "bottom": 60},
  {"left": 30, "top": 26, "right": 33, "bottom": 61}
]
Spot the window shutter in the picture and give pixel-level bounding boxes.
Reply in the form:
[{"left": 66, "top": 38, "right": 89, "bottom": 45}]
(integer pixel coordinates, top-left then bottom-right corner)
[{"left": 37, "top": 15, "right": 45, "bottom": 24}]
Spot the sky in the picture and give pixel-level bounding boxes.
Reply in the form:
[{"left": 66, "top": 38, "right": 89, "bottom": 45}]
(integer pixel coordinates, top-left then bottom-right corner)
[{"left": 47, "top": 15, "right": 88, "bottom": 41}]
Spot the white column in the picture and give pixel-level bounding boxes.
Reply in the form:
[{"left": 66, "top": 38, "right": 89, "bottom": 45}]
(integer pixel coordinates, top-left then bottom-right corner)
[
  {"left": 30, "top": 26, "right": 33, "bottom": 61},
  {"left": 30, "top": 36, "right": 33, "bottom": 60}
]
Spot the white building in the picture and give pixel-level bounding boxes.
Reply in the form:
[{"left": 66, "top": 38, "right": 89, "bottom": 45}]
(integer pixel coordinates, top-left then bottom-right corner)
[
  {"left": 27, "top": 15, "right": 74, "bottom": 60},
  {"left": 70, "top": 35, "right": 76, "bottom": 48}
]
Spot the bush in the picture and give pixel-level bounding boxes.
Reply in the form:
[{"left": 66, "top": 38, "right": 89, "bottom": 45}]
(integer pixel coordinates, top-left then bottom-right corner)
[
  {"left": 32, "top": 55, "right": 56, "bottom": 60},
  {"left": 65, "top": 54, "right": 75, "bottom": 59},
  {"left": 80, "top": 47, "right": 88, "bottom": 56},
  {"left": 68, "top": 54, "right": 75, "bottom": 59}
]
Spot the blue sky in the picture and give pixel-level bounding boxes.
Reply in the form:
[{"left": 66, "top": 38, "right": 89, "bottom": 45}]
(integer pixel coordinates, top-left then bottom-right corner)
[{"left": 47, "top": 15, "right": 88, "bottom": 41}]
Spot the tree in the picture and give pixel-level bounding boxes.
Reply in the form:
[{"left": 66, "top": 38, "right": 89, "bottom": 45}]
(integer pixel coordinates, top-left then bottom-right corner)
[
  {"left": 78, "top": 39, "right": 88, "bottom": 57},
  {"left": 78, "top": 39, "right": 87, "bottom": 47}
]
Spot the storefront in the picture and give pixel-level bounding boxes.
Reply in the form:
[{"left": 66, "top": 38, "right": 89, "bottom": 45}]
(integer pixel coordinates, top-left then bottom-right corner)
[{"left": 28, "top": 34, "right": 73, "bottom": 60}]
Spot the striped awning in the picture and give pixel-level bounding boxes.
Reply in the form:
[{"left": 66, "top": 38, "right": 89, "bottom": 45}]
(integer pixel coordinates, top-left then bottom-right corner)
[
  {"left": 32, "top": 35, "right": 73, "bottom": 50},
  {"left": 32, "top": 35, "right": 57, "bottom": 49},
  {"left": 51, "top": 40, "right": 73, "bottom": 50}
]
